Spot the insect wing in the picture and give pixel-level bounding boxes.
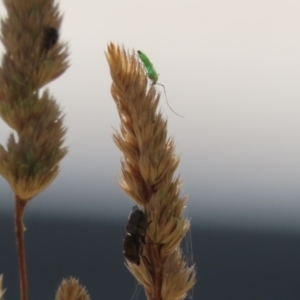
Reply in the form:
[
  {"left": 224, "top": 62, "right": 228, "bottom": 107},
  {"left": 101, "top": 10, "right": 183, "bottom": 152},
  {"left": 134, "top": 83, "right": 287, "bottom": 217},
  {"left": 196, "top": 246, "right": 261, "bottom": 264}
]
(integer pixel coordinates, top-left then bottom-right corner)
[
  {"left": 123, "top": 233, "right": 141, "bottom": 265},
  {"left": 147, "top": 69, "right": 158, "bottom": 84}
]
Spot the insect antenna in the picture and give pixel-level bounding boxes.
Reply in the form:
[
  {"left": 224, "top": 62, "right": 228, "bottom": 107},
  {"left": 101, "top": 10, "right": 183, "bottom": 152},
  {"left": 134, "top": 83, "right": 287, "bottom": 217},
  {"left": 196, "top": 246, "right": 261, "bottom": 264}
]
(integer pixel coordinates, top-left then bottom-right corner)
[{"left": 156, "top": 83, "right": 184, "bottom": 118}]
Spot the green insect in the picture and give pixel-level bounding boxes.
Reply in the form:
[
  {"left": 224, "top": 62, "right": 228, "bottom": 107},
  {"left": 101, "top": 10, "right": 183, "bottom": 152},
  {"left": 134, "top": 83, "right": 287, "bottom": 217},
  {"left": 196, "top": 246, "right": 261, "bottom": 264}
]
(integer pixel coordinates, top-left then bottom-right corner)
[{"left": 137, "top": 50, "right": 184, "bottom": 118}]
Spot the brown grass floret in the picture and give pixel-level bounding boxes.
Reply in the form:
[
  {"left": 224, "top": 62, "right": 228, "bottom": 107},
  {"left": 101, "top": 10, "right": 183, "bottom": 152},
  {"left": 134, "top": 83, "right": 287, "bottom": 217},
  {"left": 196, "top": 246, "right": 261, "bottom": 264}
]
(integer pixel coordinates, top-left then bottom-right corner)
[{"left": 55, "top": 277, "right": 91, "bottom": 300}]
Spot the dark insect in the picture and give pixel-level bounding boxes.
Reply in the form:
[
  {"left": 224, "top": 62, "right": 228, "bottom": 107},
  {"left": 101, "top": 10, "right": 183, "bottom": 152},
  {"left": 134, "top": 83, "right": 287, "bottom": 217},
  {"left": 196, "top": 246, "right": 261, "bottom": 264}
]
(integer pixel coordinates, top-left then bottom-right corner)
[
  {"left": 126, "top": 205, "right": 147, "bottom": 242},
  {"left": 123, "top": 205, "right": 148, "bottom": 265},
  {"left": 42, "top": 27, "right": 59, "bottom": 52}
]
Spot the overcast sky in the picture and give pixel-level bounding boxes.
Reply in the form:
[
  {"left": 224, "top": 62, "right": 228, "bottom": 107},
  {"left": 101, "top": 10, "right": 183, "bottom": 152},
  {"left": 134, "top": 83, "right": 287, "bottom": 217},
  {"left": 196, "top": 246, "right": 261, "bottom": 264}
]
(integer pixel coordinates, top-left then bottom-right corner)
[{"left": 0, "top": 1, "right": 300, "bottom": 232}]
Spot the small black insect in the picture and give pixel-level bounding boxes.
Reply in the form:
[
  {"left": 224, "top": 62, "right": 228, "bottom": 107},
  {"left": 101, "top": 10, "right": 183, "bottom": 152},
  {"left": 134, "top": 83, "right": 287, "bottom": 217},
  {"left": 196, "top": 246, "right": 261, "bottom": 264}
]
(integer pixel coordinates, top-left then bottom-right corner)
[
  {"left": 42, "top": 27, "right": 59, "bottom": 52},
  {"left": 123, "top": 205, "right": 148, "bottom": 265},
  {"left": 126, "top": 205, "right": 147, "bottom": 242}
]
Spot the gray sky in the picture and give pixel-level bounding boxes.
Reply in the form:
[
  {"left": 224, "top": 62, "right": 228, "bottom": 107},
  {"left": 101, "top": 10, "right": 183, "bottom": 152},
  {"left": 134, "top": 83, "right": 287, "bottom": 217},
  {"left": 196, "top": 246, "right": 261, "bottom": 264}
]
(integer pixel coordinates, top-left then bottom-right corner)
[{"left": 0, "top": 1, "right": 300, "bottom": 232}]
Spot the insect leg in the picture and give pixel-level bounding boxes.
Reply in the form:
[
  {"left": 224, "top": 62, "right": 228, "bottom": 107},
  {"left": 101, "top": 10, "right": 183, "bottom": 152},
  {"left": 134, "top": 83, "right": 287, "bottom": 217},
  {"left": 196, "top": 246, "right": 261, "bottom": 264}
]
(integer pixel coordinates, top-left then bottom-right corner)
[{"left": 156, "top": 83, "right": 184, "bottom": 118}]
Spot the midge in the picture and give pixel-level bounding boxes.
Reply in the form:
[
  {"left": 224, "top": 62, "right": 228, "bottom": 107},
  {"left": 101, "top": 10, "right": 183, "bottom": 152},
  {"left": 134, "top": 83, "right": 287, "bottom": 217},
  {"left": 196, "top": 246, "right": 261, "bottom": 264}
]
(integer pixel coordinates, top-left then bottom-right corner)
[{"left": 137, "top": 50, "right": 184, "bottom": 118}]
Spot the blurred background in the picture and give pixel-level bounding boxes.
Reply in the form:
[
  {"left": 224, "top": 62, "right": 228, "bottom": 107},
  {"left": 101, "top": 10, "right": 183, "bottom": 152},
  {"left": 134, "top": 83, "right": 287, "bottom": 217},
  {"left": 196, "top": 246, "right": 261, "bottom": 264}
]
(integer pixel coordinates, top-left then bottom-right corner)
[{"left": 0, "top": 1, "right": 300, "bottom": 299}]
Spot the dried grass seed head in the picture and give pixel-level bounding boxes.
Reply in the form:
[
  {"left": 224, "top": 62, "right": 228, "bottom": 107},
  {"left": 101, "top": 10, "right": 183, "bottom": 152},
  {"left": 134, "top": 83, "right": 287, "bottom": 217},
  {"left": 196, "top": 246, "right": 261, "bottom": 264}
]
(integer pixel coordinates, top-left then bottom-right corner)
[
  {"left": 107, "top": 43, "right": 196, "bottom": 299},
  {"left": 55, "top": 277, "right": 91, "bottom": 300},
  {"left": 0, "top": 0, "right": 69, "bottom": 200}
]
